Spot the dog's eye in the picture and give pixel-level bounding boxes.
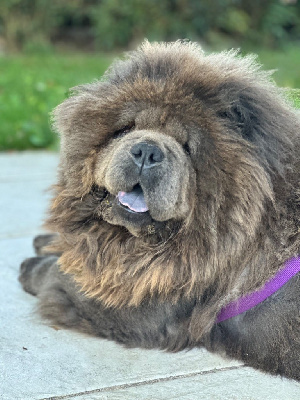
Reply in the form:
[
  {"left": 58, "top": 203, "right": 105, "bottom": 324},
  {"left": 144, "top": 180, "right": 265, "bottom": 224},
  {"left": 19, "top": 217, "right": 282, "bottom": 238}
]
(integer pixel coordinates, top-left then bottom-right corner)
[
  {"left": 183, "top": 142, "right": 191, "bottom": 155},
  {"left": 113, "top": 122, "right": 135, "bottom": 139}
]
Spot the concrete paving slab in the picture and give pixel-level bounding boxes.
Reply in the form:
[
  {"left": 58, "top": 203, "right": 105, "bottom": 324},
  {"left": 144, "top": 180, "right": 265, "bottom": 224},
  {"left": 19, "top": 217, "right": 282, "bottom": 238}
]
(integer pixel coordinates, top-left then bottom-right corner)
[
  {"left": 0, "top": 151, "right": 59, "bottom": 239},
  {"left": 0, "top": 180, "right": 55, "bottom": 238},
  {"left": 0, "top": 151, "right": 59, "bottom": 182},
  {"left": 1, "top": 151, "right": 300, "bottom": 400}
]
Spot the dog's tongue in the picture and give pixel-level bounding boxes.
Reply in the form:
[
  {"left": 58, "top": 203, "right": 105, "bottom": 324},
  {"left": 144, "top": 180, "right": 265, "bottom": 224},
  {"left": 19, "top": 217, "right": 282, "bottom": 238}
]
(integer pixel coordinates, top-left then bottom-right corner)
[{"left": 117, "top": 186, "right": 149, "bottom": 213}]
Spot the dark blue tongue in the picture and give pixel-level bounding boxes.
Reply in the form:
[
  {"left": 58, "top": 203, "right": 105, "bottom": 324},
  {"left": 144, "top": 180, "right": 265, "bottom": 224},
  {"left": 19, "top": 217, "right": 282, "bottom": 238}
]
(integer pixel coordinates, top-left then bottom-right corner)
[{"left": 117, "top": 185, "right": 149, "bottom": 213}]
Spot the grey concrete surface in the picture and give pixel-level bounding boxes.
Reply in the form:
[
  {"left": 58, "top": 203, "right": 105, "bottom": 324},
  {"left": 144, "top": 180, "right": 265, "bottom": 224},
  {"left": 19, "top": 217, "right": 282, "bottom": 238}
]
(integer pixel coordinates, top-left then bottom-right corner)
[{"left": 0, "top": 151, "right": 300, "bottom": 400}]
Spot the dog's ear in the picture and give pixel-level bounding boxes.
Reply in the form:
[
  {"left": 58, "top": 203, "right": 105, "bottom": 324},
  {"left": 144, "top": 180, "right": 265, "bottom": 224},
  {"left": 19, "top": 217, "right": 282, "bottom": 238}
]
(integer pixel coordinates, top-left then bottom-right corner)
[
  {"left": 217, "top": 83, "right": 296, "bottom": 178},
  {"left": 50, "top": 84, "right": 111, "bottom": 192},
  {"left": 51, "top": 89, "right": 102, "bottom": 140},
  {"left": 217, "top": 86, "right": 267, "bottom": 142},
  {"left": 51, "top": 82, "right": 116, "bottom": 157}
]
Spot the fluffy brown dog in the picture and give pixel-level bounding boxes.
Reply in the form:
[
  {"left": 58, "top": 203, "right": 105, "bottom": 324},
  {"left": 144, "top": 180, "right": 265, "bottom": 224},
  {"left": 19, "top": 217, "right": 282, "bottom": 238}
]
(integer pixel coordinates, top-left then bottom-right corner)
[{"left": 20, "top": 41, "right": 300, "bottom": 380}]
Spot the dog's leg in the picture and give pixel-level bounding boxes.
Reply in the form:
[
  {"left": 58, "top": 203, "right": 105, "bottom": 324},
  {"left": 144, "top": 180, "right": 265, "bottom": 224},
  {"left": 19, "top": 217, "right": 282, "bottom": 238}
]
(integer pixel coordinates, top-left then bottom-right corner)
[
  {"left": 19, "top": 255, "right": 58, "bottom": 296},
  {"left": 19, "top": 255, "right": 95, "bottom": 333},
  {"left": 19, "top": 255, "right": 196, "bottom": 350}
]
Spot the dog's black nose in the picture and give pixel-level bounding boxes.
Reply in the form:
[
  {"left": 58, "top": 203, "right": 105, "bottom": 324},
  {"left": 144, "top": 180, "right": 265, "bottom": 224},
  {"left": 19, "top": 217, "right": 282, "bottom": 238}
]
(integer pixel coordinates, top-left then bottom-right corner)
[{"left": 130, "top": 142, "right": 164, "bottom": 169}]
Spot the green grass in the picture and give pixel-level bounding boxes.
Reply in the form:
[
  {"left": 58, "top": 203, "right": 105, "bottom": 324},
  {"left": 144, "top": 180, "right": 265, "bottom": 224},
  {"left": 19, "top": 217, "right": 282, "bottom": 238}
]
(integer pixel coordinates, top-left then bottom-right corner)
[
  {"left": 255, "top": 45, "right": 300, "bottom": 89},
  {"left": 0, "top": 45, "right": 299, "bottom": 151},
  {"left": 0, "top": 52, "right": 113, "bottom": 150},
  {"left": 255, "top": 45, "right": 300, "bottom": 108}
]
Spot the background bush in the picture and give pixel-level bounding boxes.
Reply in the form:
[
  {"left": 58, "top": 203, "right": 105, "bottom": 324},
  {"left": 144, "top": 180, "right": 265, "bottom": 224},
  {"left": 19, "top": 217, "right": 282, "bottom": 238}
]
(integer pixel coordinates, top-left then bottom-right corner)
[{"left": 1, "top": 0, "right": 300, "bottom": 51}]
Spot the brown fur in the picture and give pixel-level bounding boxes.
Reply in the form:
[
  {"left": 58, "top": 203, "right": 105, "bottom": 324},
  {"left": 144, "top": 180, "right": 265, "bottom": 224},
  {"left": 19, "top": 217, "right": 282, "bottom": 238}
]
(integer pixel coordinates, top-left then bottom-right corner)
[{"left": 20, "top": 41, "right": 300, "bottom": 380}]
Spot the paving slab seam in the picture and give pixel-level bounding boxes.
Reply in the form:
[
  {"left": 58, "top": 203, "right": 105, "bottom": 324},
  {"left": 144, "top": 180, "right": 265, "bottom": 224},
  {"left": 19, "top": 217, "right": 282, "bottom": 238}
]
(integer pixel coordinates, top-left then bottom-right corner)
[{"left": 38, "top": 365, "right": 245, "bottom": 400}]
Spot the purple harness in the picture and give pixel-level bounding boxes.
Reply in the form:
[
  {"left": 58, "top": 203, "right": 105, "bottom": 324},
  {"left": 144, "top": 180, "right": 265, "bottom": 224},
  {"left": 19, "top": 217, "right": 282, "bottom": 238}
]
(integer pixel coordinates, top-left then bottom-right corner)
[{"left": 216, "top": 256, "right": 300, "bottom": 323}]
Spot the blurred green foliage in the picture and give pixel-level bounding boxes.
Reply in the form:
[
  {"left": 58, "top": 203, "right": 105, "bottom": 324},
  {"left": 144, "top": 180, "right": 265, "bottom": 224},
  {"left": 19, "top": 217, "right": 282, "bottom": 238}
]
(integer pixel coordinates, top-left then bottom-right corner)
[
  {"left": 0, "top": 0, "right": 85, "bottom": 51},
  {"left": 91, "top": 0, "right": 300, "bottom": 50},
  {"left": 0, "top": 0, "right": 300, "bottom": 51}
]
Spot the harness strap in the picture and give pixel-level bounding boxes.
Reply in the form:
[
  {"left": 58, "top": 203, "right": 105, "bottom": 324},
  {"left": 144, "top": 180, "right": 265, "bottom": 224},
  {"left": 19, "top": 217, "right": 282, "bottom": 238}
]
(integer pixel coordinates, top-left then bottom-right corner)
[{"left": 216, "top": 256, "right": 300, "bottom": 323}]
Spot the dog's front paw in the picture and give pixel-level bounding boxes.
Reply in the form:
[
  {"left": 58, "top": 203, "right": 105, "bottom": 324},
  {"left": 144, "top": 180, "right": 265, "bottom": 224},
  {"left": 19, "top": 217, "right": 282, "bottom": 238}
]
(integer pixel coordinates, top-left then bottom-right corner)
[
  {"left": 33, "top": 234, "right": 58, "bottom": 256},
  {"left": 19, "top": 255, "right": 57, "bottom": 296},
  {"left": 19, "top": 256, "right": 44, "bottom": 295}
]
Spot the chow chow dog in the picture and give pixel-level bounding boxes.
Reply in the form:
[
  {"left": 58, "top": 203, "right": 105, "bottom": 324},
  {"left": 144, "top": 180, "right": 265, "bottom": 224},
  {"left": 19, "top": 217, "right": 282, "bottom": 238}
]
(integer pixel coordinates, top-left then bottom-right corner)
[{"left": 19, "top": 41, "right": 300, "bottom": 380}]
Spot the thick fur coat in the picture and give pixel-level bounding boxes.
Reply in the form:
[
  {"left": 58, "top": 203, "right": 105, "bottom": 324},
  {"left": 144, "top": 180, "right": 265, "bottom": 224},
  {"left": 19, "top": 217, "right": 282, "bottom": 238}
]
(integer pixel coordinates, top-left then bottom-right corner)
[{"left": 20, "top": 41, "right": 300, "bottom": 380}]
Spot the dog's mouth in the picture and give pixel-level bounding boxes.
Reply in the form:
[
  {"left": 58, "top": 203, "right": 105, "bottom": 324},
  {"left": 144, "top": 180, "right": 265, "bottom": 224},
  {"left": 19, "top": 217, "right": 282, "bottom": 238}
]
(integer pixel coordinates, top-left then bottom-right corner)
[
  {"left": 91, "top": 183, "right": 180, "bottom": 237},
  {"left": 117, "top": 184, "right": 149, "bottom": 214}
]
